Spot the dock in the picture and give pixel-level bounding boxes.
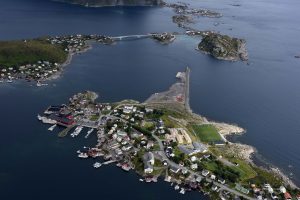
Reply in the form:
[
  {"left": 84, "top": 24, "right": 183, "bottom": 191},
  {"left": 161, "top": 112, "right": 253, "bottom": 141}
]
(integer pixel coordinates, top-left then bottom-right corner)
[
  {"left": 58, "top": 125, "right": 75, "bottom": 138},
  {"left": 103, "top": 160, "right": 117, "bottom": 165}
]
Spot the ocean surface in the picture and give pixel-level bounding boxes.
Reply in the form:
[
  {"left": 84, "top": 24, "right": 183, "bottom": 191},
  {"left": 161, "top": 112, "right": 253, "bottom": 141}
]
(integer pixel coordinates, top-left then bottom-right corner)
[{"left": 0, "top": 0, "right": 300, "bottom": 199}]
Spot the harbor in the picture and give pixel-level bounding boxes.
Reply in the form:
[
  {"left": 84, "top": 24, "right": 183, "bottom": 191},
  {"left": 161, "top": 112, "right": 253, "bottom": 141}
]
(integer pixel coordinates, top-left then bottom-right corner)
[{"left": 36, "top": 68, "right": 299, "bottom": 200}]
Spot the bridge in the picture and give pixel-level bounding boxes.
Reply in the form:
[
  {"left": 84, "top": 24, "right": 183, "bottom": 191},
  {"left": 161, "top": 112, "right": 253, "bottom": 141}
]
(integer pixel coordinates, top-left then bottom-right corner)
[{"left": 111, "top": 34, "right": 156, "bottom": 41}]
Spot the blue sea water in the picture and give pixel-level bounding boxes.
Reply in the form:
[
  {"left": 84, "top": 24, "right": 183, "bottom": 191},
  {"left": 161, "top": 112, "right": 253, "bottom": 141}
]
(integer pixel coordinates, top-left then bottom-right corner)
[{"left": 0, "top": 0, "right": 300, "bottom": 199}]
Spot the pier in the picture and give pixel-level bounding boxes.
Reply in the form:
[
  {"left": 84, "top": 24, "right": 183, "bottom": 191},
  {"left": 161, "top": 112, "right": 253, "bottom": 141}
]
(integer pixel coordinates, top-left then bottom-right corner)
[{"left": 58, "top": 125, "right": 75, "bottom": 138}]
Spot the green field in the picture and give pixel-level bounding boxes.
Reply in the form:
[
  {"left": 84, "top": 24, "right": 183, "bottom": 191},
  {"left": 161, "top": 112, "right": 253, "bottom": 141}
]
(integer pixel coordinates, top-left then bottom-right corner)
[
  {"left": 0, "top": 39, "right": 67, "bottom": 68},
  {"left": 192, "top": 124, "right": 222, "bottom": 143}
]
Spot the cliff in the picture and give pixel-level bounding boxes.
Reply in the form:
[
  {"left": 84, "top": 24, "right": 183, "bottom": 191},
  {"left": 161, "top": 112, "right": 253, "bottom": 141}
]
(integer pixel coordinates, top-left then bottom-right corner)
[
  {"left": 198, "top": 33, "right": 248, "bottom": 61},
  {"left": 54, "top": 0, "right": 163, "bottom": 6}
]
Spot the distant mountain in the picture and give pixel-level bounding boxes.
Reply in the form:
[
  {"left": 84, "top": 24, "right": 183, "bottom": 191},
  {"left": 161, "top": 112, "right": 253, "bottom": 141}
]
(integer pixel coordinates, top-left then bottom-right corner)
[{"left": 54, "top": 0, "right": 164, "bottom": 7}]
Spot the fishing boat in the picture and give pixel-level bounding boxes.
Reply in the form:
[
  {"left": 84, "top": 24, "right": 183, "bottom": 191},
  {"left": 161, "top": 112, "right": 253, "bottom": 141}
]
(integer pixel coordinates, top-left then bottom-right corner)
[{"left": 48, "top": 124, "right": 57, "bottom": 131}]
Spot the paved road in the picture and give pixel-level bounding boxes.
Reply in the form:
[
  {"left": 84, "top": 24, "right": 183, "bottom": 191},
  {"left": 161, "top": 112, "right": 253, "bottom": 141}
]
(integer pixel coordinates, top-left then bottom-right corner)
[
  {"left": 151, "top": 133, "right": 255, "bottom": 200},
  {"left": 184, "top": 67, "right": 192, "bottom": 113}
]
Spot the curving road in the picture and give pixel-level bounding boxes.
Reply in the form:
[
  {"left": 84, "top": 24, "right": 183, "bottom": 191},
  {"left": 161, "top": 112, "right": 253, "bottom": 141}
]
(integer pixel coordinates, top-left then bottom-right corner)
[{"left": 151, "top": 133, "right": 255, "bottom": 200}]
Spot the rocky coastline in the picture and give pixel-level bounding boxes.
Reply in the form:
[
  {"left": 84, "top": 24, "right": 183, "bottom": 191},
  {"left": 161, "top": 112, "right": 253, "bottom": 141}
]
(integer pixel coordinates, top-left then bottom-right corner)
[{"left": 197, "top": 33, "right": 248, "bottom": 61}]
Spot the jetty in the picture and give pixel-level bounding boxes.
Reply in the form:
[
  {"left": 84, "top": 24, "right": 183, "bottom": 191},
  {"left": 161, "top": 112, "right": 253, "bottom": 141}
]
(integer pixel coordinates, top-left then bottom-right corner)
[{"left": 58, "top": 125, "right": 75, "bottom": 138}]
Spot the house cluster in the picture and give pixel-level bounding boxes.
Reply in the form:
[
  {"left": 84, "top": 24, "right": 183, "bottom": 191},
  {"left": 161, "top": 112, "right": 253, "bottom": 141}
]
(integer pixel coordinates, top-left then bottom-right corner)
[
  {"left": 250, "top": 184, "right": 300, "bottom": 200},
  {"left": 143, "top": 152, "right": 155, "bottom": 174},
  {"left": 48, "top": 34, "right": 89, "bottom": 54},
  {"left": 48, "top": 34, "right": 114, "bottom": 54},
  {"left": 1, "top": 60, "right": 60, "bottom": 82},
  {"left": 151, "top": 32, "right": 176, "bottom": 44}
]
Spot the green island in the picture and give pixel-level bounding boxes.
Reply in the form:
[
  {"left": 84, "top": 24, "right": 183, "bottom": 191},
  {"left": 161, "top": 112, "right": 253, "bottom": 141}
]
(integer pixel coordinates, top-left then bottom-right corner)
[
  {"left": 0, "top": 33, "right": 176, "bottom": 83},
  {"left": 197, "top": 33, "right": 248, "bottom": 61},
  {"left": 37, "top": 68, "right": 299, "bottom": 200},
  {"left": 0, "top": 39, "right": 67, "bottom": 67}
]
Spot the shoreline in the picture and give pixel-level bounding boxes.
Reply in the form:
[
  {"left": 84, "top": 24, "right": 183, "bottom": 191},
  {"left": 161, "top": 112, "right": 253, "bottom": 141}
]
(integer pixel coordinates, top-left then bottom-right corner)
[
  {"left": 148, "top": 68, "right": 299, "bottom": 189},
  {"left": 43, "top": 44, "right": 93, "bottom": 82}
]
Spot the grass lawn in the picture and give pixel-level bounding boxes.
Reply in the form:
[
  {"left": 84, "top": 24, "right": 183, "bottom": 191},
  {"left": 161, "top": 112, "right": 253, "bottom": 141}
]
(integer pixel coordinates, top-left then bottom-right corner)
[
  {"left": 192, "top": 124, "right": 222, "bottom": 143},
  {"left": 230, "top": 159, "right": 257, "bottom": 181},
  {"left": 89, "top": 115, "right": 99, "bottom": 121},
  {"left": 0, "top": 39, "right": 67, "bottom": 68},
  {"left": 142, "top": 121, "right": 155, "bottom": 131}
]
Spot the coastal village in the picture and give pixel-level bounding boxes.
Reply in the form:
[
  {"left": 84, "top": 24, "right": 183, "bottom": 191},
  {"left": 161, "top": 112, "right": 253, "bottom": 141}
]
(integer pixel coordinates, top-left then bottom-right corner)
[
  {"left": 0, "top": 33, "right": 175, "bottom": 84},
  {"left": 37, "top": 69, "right": 300, "bottom": 200}
]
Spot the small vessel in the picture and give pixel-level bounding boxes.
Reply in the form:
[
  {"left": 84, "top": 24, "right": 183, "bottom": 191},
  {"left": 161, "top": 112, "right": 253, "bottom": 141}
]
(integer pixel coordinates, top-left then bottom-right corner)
[
  {"left": 38, "top": 115, "right": 57, "bottom": 124},
  {"left": 85, "top": 128, "right": 94, "bottom": 138},
  {"left": 7, "top": 80, "right": 13, "bottom": 83},
  {"left": 36, "top": 81, "right": 42, "bottom": 87},
  {"left": 78, "top": 153, "right": 88, "bottom": 158},
  {"left": 87, "top": 128, "right": 94, "bottom": 134},
  {"left": 48, "top": 124, "right": 57, "bottom": 131},
  {"left": 37, "top": 81, "right": 48, "bottom": 87},
  {"left": 179, "top": 188, "right": 186, "bottom": 194},
  {"left": 174, "top": 185, "right": 180, "bottom": 190},
  {"left": 37, "top": 114, "right": 42, "bottom": 121},
  {"left": 71, "top": 126, "right": 83, "bottom": 137},
  {"left": 139, "top": 178, "right": 144, "bottom": 182},
  {"left": 93, "top": 162, "right": 102, "bottom": 168}
]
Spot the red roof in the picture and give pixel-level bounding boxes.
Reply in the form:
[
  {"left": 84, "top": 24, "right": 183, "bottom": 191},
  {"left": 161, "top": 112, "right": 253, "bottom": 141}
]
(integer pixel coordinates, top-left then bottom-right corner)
[{"left": 284, "top": 192, "right": 292, "bottom": 199}]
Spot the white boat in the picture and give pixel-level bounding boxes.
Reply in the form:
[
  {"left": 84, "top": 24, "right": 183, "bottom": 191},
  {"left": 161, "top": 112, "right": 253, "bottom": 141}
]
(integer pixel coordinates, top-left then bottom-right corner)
[
  {"left": 93, "top": 162, "right": 102, "bottom": 168},
  {"left": 179, "top": 188, "right": 186, "bottom": 194},
  {"left": 48, "top": 124, "right": 57, "bottom": 131},
  {"left": 39, "top": 116, "right": 57, "bottom": 124},
  {"left": 37, "top": 81, "right": 48, "bottom": 87},
  {"left": 174, "top": 185, "right": 180, "bottom": 190},
  {"left": 139, "top": 178, "right": 144, "bottom": 182},
  {"left": 71, "top": 126, "right": 83, "bottom": 137},
  {"left": 85, "top": 128, "right": 94, "bottom": 138},
  {"left": 37, "top": 114, "right": 42, "bottom": 121},
  {"left": 78, "top": 153, "right": 88, "bottom": 158},
  {"left": 87, "top": 128, "right": 94, "bottom": 134}
]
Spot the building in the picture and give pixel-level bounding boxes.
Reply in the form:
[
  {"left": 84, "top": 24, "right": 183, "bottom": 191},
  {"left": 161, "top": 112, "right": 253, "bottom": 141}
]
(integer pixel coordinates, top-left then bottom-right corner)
[
  {"left": 202, "top": 170, "right": 210, "bottom": 177},
  {"left": 178, "top": 142, "right": 208, "bottom": 156},
  {"left": 218, "top": 178, "right": 226, "bottom": 184},
  {"left": 143, "top": 152, "right": 154, "bottom": 174},
  {"left": 170, "top": 165, "right": 181, "bottom": 174},
  {"left": 280, "top": 186, "right": 287, "bottom": 194},
  {"left": 284, "top": 192, "right": 292, "bottom": 200},
  {"left": 191, "top": 163, "right": 198, "bottom": 170}
]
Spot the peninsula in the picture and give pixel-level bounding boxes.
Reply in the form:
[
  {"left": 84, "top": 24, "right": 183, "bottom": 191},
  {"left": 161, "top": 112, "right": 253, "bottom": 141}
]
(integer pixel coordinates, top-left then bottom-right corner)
[
  {"left": 0, "top": 33, "right": 172, "bottom": 84},
  {"left": 37, "top": 68, "right": 299, "bottom": 200}
]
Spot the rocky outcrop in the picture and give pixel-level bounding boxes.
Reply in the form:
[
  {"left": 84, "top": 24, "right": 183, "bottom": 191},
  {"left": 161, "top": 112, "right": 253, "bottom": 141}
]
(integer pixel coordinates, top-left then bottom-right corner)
[
  {"left": 54, "top": 0, "right": 163, "bottom": 6},
  {"left": 198, "top": 33, "right": 248, "bottom": 61}
]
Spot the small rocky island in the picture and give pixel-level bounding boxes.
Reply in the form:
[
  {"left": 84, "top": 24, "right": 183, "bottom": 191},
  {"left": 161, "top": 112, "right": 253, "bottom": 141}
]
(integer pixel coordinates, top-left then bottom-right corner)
[
  {"left": 151, "top": 32, "right": 176, "bottom": 44},
  {"left": 198, "top": 33, "right": 248, "bottom": 61},
  {"left": 54, "top": 0, "right": 163, "bottom": 6}
]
